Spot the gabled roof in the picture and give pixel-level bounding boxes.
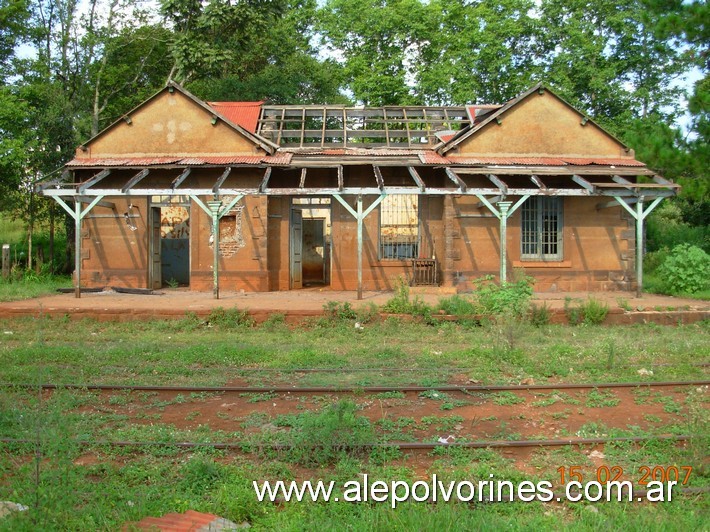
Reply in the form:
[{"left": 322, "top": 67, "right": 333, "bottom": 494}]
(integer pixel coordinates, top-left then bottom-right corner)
[
  {"left": 78, "top": 82, "right": 278, "bottom": 155},
  {"left": 436, "top": 83, "right": 631, "bottom": 155}
]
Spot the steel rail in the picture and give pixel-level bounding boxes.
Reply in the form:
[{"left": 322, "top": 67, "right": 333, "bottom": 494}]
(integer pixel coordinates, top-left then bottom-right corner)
[
  {"left": 0, "top": 434, "right": 693, "bottom": 450},
  {"left": 2, "top": 380, "right": 708, "bottom": 394}
]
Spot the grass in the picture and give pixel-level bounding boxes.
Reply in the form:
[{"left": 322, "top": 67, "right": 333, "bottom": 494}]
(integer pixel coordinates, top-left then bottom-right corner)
[
  {"left": 0, "top": 317, "right": 708, "bottom": 529},
  {"left": 0, "top": 274, "right": 72, "bottom": 302}
]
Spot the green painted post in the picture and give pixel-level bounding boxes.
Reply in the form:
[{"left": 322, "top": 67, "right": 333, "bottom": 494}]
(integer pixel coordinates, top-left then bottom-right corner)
[
  {"left": 208, "top": 200, "right": 223, "bottom": 299},
  {"left": 75, "top": 200, "right": 82, "bottom": 298},
  {"left": 636, "top": 200, "right": 644, "bottom": 298},
  {"left": 498, "top": 201, "right": 512, "bottom": 284},
  {"left": 357, "top": 194, "right": 363, "bottom": 300}
]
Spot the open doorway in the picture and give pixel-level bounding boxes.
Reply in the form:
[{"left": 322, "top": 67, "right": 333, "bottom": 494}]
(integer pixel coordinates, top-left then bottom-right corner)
[
  {"left": 291, "top": 198, "right": 331, "bottom": 288},
  {"left": 150, "top": 196, "right": 190, "bottom": 288}
]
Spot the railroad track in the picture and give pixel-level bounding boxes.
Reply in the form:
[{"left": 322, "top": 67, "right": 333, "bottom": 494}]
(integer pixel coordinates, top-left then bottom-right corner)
[
  {"left": 3, "top": 379, "right": 708, "bottom": 393},
  {"left": 0, "top": 434, "right": 694, "bottom": 451}
]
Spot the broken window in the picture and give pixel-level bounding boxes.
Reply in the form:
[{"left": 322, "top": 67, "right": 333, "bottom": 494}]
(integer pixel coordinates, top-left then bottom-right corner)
[
  {"left": 521, "top": 197, "right": 563, "bottom": 260},
  {"left": 380, "top": 194, "right": 419, "bottom": 260}
]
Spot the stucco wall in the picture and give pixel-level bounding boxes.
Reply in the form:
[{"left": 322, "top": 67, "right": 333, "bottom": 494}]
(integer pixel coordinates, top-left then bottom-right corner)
[
  {"left": 77, "top": 90, "right": 260, "bottom": 158},
  {"left": 80, "top": 196, "right": 150, "bottom": 288},
  {"left": 455, "top": 90, "right": 632, "bottom": 159},
  {"left": 446, "top": 195, "right": 635, "bottom": 292}
]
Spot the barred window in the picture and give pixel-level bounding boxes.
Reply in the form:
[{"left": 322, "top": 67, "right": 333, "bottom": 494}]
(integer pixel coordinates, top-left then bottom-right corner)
[
  {"left": 380, "top": 195, "right": 419, "bottom": 260},
  {"left": 521, "top": 197, "right": 563, "bottom": 260}
]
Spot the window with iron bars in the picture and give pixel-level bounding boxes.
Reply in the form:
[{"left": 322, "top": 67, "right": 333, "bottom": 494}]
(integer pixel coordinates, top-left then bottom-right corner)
[
  {"left": 380, "top": 194, "right": 419, "bottom": 260},
  {"left": 521, "top": 197, "right": 563, "bottom": 260}
]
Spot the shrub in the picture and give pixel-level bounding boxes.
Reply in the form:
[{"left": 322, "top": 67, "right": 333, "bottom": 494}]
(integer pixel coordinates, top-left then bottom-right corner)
[
  {"left": 581, "top": 298, "right": 609, "bottom": 325},
  {"left": 529, "top": 302, "right": 550, "bottom": 327},
  {"left": 564, "top": 297, "right": 608, "bottom": 325},
  {"left": 381, "top": 275, "right": 433, "bottom": 321},
  {"left": 656, "top": 244, "right": 710, "bottom": 294},
  {"left": 322, "top": 301, "right": 357, "bottom": 321},
  {"left": 355, "top": 302, "right": 379, "bottom": 324},
  {"left": 436, "top": 294, "right": 479, "bottom": 317},
  {"left": 473, "top": 273, "right": 533, "bottom": 318},
  {"left": 207, "top": 307, "right": 255, "bottom": 328},
  {"left": 280, "top": 400, "right": 374, "bottom": 466}
]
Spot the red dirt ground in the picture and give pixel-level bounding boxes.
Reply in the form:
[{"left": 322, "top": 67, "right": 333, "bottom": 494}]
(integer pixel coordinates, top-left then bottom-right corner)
[{"left": 76, "top": 383, "right": 704, "bottom": 479}]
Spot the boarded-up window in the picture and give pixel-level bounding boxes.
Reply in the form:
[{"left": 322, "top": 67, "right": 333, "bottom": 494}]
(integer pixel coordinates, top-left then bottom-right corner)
[
  {"left": 380, "top": 195, "right": 419, "bottom": 260},
  {"left": 521, "top": 197, "right": 563, "bottom": 260}
]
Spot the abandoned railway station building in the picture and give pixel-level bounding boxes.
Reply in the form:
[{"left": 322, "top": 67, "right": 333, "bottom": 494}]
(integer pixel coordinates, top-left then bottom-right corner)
[{"left": 39, "top": 82, "right": 679, "bottom": 298}]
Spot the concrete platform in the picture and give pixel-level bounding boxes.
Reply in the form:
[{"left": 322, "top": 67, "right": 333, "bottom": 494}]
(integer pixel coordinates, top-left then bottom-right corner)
[{"left": 0, "top": 288, "right": 707, "bottom": 325}]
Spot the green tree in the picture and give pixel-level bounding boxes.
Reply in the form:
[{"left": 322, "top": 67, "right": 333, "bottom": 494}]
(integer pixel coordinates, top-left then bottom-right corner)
[
  {"left": 160, "top": 0, "right": 287, "bottom": 84},
  {"left": 537, "top": 0, "right": 686, "bottom": 133},
  {"left": 416, "top": 0, "right": 539, "bottom": 105},
  {"left": 317, "top": 0, "right": 427, "bottom": 105},
  {"left": 187, "top": 0, "right": 345, "bottom": 104}
]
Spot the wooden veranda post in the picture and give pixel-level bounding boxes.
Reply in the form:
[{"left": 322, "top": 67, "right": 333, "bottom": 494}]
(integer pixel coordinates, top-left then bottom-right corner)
[
  {"left": 207, "top": 200, "right": 223, "bottom": 300},
  {"left": 497, "top": 201, "right": 512, "bottom": 284}
]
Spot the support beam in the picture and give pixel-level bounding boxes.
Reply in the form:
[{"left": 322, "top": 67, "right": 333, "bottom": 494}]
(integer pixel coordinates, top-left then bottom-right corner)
[
  {"left": 77, "top": 196, "right": 115, "bottom": 210},
  {"left": 121, "top": 169, "right": 150, "bottom": 193},
  {"left": 207, "top": 200, "right": 223, "bottom": 299},
  {"left": 487, "top": 174, "right": 508, "bottom": 195},
  {"left": 373, "top": 166, "right": 385, "bottom": 190},
  {"left": 498, "top": 202, "right": 512, "bottom": 283},
  {"left": 75, "top": 201, "right": 81, "bottom": 298},
  {"left": 571, "top": 174, "right": 595, "bottom": 193},
  {"left": 612, "top": 196, "right": 664, "bottom": 297},
  {"left": 189, "top": 194, "right": 244, "bottom": 299},
  {"left": 530, "top": 175, "right": 547, "bottom": 191},
  {"left": 476, "top": 195, "right": 502, "bottom": 209},
  {"left": 259, "top": 167, "right": 272, "bottom": 193},
  {"left": 212, "top": 167, "right": 232, "bottom": 194},
  {"left": 611, "top": 175, "right": 633, "bottom": 187},
  {"left": 337, "top": 165, "right": 344, "bottom": 191},
  {"left": 332, "top": 193, "right": 386, "bottom": 300},
  {"left": 51, "top": 195, "right": 105, "bottom": 298},
  {"left": 171, "top": 168, "right": 192, "bottom": 189},
  {"left": 299, "top": 168, "right": 307, "bottom": 188},
  {"left": 652, "top": 174, "right": 679, "bottom": 188},
  {"left": 597, "top": 197, "right": 639, "bottom": 210},
  {"left": 407, "top": 167, "right": 426, "bottom": 192},
  {"left": 445, "top": 168, "right": 467, "bottom": 192},
  {"left": 79, "top": 169, "right": 111, "bottom": 193},
  {"left": 474, "top": 194, "right": 530, "bottom": 283}
]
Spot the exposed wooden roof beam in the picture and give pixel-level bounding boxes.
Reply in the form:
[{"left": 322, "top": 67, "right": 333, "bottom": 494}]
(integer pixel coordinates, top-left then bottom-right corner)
[
  {"left": 212, "top": 167, "right": 232, "bottom": 194},
  {"left": 445, "top": 168, "right": 467, "bottom": 192},
  {"left": 407, "top": 167, "right": 426, "bottom": 192},
  {"left": 45, "top": 185, "right": 676, "bottom": 198},
  {"left": 79, "top": 169, "right": 111, "bottom": 193},
  {"left": 259, "top": 167, "right": 272, "bottom": 193},
  {"left": 452, "top": 167, "right": 655, "bottom": 176},
  {"left": 299, "top": 168, "right": 307, "bottom": 188},
  {"left": 612, "top": 175, "right": 633, "bottom": 186},
  {"left": 373, "top": 165, "right": 385, "bottom": 190},
  {"left": 487, "top": 174, "right": 508, "bottom": 195},
  {"left": 121, "top": 169, "right": 149, "bottom": 193},
  {"left": 171, "top": 168, "right": 192, "bottom": 189},
  {"left": 530, "top": 174, "right": 547, "bottom": 190},
  {"left": 652, "top": 174, "right": 680, "bottom": 187},
  {"left": 571, "top": 174, "right": 595, "bottom": 192}
]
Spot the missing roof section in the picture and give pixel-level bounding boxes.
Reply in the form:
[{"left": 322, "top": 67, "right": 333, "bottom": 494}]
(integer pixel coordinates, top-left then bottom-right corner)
[{"left": 256, "top": 106, "right": 470, "bottom": 149}]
